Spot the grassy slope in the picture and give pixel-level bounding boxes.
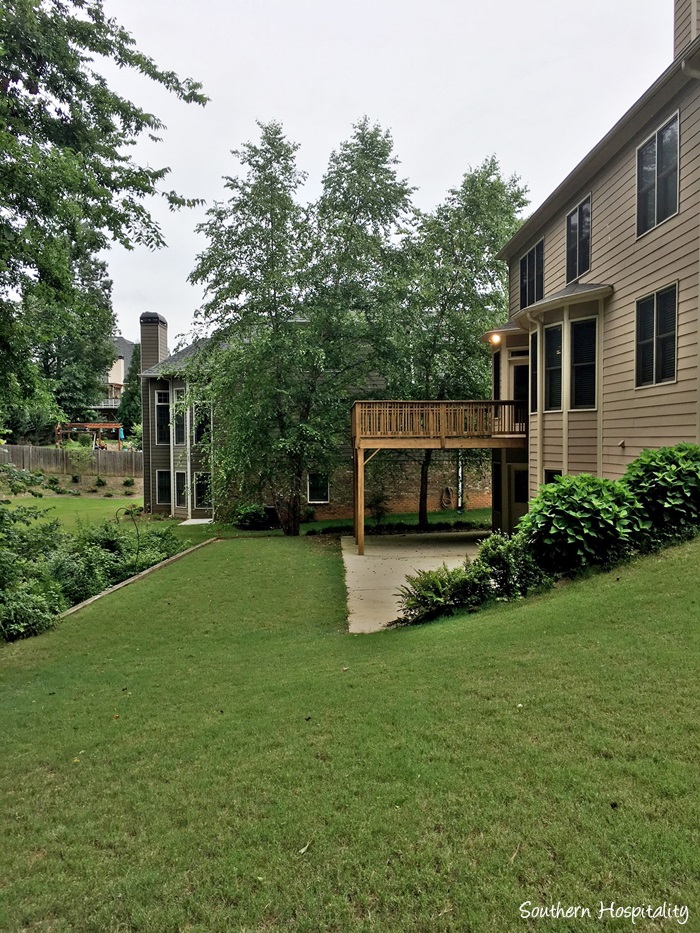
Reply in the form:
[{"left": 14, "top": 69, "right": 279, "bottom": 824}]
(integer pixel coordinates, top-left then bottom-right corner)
[{"left": 1, "top": 537, "right": 699, "bottom": 931}]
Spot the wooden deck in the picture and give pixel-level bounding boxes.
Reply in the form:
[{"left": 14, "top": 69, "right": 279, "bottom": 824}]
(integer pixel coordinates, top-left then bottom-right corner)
[
  {"left": 352, "top": 400, "right": 528, "bottom": 450},
  {"left": 351, "top": 400, "right": 527, "bottom": 555}
]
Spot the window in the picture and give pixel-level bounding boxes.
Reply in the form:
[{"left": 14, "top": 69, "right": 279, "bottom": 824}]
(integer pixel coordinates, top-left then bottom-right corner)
[
  {"left": 155, "top": 390, "right": 170, "bottom": 445},
  {"left": 193, "top": 404, "right": 210, "bottom": 446},
  {"left": 174, "top": 388, "right": 186, "bottom": 446},
  {"left": 530, "top": 332, "right": 538, "bottom": 413},
  {"left": 175, "top": 471, "right": 187, "bottom": 509},
  {"left": 637, "top": 114, "right": 679, "bottom": 236},
  {"left": 493, "top": 350, "right": 501, "bottom": 401},
  {"left": 571, "top": 319, "right": 597, "bottom": 409},
  {"left": 513, "top": 469, "right": 529, "bottom": 504},
  {"left": 156, "top": 470, "right": 171, "bottom": 506},
  {"left": 193, "top": 473, "right": 212, "bottom": 509},
  {"left": 519, "top": 240, "right": 544, "bottom": 309},
  {"left": 307, "top": 472, "right": 329, "bottom": 504},
  {"left": 566, "top": 196, "right": 591, "bottom": 282},
  {"left": 544, "top": 325, "right": 562, "bottom": 410},
  {"left": 492, "top": 458, "right": 502, "bottom": 514},
  {"left": 636, "top": 284, "right": 677, "bottom": 386},
  {"left": 544, "top": 470, "right": 562, "bottom": 484}
]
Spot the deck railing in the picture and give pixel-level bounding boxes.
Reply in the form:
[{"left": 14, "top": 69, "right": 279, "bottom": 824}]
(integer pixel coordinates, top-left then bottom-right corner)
[{"left": 352, "top": 400, "right": 527, "bottom": 444}]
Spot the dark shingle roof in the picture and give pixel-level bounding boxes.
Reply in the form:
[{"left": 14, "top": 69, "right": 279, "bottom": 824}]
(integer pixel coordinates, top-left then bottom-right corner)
[
  {"left": 114, "top": 335, "right": 135, "bottom": 375},
  {"left": 140, "top": 338, "right": 210, "bottom": 377}
]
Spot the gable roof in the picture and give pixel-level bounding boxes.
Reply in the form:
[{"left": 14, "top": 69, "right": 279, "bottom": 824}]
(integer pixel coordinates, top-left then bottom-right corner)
[{"left": 499, "top": 36, "right": 700, "bottom": 262}]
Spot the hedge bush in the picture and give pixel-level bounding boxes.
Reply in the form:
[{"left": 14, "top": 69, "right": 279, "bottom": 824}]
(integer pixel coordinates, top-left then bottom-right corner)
[
  {"left": 1, "top": 512, "right": 184, "bottom": 642},
  {"left": 518, "top": 473, "right": 646, "bottom": 575},
  {"left": 624, "top": 443, "right": 700, "bottom": 548}
]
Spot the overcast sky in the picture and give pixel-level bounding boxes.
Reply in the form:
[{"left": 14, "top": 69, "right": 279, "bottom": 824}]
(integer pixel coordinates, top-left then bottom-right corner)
[{"left": 101, "top": 0, "right": 673, "bottom": 346}]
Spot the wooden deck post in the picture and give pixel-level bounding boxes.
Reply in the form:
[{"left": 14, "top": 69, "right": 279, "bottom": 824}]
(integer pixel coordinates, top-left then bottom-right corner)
[{"left": 357, "top": 449, "right": 365, "bottom": 555}]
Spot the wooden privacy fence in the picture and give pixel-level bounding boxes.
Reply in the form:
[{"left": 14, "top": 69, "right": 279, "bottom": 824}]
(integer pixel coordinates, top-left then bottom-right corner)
[
  {"left": 0, "top": 445, "right": 143, "bottom": 477},
  {"left": 352, "top": 400, "right": 527, "bottom": 448}
]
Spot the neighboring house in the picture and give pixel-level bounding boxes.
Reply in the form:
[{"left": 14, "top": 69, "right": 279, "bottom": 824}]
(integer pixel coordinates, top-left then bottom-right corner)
[
  {"left": 95, "top": 335, "right": 136, "bottom": 420},
  {"left": 139, "top": 312, "right": 491, "bottom": 521},
  {"left": 139, "top": 313, "right": 213, "bottom": 520},
  {"left": 489, "top": 0, "right": 700, "bottom": 532}
]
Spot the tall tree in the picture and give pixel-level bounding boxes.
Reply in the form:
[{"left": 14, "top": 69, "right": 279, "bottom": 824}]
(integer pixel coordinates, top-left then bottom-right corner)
[
  {"left": 190, "top": 119, "right": 413, "bottom": 534},
  {"left": 117, "top": 343, "right": 142, "bottom": 436},
  {"left": 384, "top": 157, "right": 528, "bottom": 527},
  {"left": 0, "top": 0, "right": 207, "bottom": 427}
]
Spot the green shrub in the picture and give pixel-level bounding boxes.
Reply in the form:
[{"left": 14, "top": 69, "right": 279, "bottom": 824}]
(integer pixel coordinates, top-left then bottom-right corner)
[
  {"left": 71, "top": 474, "right": 80, "bottom": 484},
  {"left": 77, "top": 433, "right": 93, "bottom": 447},
  {"left": 47, "top": 476, "right": 60, "bottom": 488},
  {"left": 49, "top": 547, "right": 112, "bottom": 605},
  {"left": 95, "top": 476, "right": 107, "bottom": 487},
  {"left": 624, "top": 443, "right": 700, "bottom": 548},
  {"left": 518, "top": 473, "right": 645, "bottom": 575},
  {"left": 87, "top": 487, "right": 97, "bottom": 494},
  {"left": 123, "top": 476, "right": 135, "bottom": 487},
  {"left": 0, "top": 583, "right": 64, "bottom": 641},
  {"left": 233, "top": 503, "right": 276, "bottom": 530},
  {"left": 103, "top": 492, "right": 113, "bottom": 498},
  {"left": 471, "top": 532, "right": 553, "bottom": 600},
  {"left": 397, "top": 563, "right": 471, "bottom": 625},
  {"left": 124, "top": 490, "right": 134, "bottom": 497}
]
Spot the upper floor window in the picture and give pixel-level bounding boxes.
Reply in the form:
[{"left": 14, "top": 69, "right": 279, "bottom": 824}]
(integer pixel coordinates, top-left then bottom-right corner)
[
  {"left": 519, "top": 240, "right": 544, "bottom": 309},
  {"left": 566, "top": 196, "right": 591, "bottom": 282},
  {"left": 636, "top": 284, "right": 677, "bottom": 386},
  {"left": 570, "top": 318, "right": 597, "bottom": 409},
  {"left": 544, "top": 325, "right": 562, "bottom": 411},
  {"left": 637, "top": 114, "right": 679, "bottom": 237},
  {"left": 174, "top": 388, "right": 186, "bottom": 446},
  {"left": 155, "top": 390, "right": 170, "bottom": 445}
]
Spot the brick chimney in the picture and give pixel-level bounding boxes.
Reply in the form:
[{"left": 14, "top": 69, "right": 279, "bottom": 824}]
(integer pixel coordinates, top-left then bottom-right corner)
[
  {"left": 139, "top": 312, "right": 168, "bottom": 371},
  {"left": 675, "top": 0, "right": 700, "bottom": 58}
]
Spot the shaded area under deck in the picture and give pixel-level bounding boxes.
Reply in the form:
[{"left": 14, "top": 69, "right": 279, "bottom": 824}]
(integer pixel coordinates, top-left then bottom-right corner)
[{"left": 351, "top": 400, "right": 527, "bottom": 555}]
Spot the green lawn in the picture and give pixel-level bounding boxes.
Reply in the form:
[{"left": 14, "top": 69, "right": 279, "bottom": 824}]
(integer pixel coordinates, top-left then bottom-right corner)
[
  {"left": 4, "top": 494, "right": 145, "bottom": 531},
  {"left": 1, "top": 536, "right": 699, "bottom": 930}
]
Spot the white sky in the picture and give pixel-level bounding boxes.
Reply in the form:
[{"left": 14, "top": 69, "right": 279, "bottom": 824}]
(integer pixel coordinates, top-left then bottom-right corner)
[{"left": 101, "top": 0, "right": 674, "bottom": 345}]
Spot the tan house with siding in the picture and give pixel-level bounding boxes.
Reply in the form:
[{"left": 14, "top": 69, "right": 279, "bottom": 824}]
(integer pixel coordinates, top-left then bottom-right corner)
[{"left": 490, "top": 0, "right": 700, "bottom": 531}]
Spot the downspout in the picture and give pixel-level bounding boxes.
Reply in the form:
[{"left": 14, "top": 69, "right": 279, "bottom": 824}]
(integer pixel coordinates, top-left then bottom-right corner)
[
  {"left": 526, "top": 311, "right": 543, "bottom": 489},
  {"left": 680, "top": 59, "right": 700, "bottom": 441},
  {"left": 169, "top": 376, "right": 175, "bottom": 518},
  {"left": 562, "top": 305, "right": 570, "bottom": 474}
]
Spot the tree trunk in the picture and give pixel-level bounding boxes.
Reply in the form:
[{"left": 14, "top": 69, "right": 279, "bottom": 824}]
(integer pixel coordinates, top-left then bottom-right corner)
[
  {"left": 418, "top": 448, "right": 433, "bottom": 531},
  {"left": 276, "top": 466, "right": 303, "bottom": 536}
]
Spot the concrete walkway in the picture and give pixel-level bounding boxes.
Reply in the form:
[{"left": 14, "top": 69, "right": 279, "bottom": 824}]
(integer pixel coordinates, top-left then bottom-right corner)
[{"left": 341, "top": 532, "right": 486, "bottom": 634}]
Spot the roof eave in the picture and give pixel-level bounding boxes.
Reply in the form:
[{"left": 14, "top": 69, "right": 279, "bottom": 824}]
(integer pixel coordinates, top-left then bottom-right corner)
[{"left": 498, "top": 39, "right": 700, "bottom": 262}]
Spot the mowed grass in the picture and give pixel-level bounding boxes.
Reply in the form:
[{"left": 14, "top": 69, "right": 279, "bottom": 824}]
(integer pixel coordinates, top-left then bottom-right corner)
[
  {"left": 1, "top": 536, "right": 699, "bottom": 931},
  {"left": 4, "top": 495, "right": 145, "bottom": 531}
]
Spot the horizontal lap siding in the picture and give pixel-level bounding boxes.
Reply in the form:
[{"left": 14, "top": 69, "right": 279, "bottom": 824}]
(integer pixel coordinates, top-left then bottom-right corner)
[
  {"left": 675, "top": 0, "right": 693, "bottom": 57},
  {"left": 568, "top": 411, "right": 598, "bottom": 474},
  {"left": 511, "top": 81, "right": 700, "bottom": 477}
]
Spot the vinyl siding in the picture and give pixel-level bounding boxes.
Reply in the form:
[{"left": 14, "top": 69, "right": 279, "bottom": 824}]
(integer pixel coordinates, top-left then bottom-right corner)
[{"left": 509, "top": 80, "right": 700, "bottom": 480}]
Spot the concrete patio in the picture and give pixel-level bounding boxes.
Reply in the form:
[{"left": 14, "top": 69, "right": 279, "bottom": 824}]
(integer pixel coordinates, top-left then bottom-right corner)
[{"left": 341, "top": 531, "right": 486, "bottom": 633}]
